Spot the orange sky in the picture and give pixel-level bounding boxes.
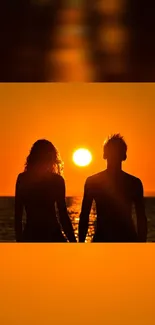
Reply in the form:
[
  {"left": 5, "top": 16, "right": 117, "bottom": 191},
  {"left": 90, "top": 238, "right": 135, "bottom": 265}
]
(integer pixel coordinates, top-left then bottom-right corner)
[{"left": 0, "top": 83, "right": 155, "bottom": 196}]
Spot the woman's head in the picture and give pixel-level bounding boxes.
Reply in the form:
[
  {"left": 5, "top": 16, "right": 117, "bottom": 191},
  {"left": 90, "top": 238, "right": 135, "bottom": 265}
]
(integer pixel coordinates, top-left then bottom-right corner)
[{"left": 25, "top": 139, "right": 63, "bottom": 175}]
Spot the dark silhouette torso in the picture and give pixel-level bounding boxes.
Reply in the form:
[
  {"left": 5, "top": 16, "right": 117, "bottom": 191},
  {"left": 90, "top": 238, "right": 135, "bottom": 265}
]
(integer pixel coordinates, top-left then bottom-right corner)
[
  {"left": 88, "top": 170, "right": 139, "bottom": 242},
  {"left": 18, "top": 171, "right": 67, "bottom": 242}
]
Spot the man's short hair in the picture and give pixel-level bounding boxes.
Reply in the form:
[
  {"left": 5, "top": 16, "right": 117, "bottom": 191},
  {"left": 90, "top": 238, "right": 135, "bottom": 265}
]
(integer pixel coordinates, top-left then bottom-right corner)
[{"left": 103, "top": 134, "right": 127, "bottom": 161}]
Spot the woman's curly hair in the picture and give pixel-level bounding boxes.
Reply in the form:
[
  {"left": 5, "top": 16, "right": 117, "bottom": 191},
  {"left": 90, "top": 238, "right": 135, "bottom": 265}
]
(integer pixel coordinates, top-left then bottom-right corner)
[{"left": 24, "top": 139, "right": 63, "bottom": 175}]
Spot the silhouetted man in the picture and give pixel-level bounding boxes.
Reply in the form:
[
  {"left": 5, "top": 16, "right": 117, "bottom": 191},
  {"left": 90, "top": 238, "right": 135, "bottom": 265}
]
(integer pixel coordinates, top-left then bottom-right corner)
[{"left": 79, "top": 134, "right": 147, "bottom": 242}]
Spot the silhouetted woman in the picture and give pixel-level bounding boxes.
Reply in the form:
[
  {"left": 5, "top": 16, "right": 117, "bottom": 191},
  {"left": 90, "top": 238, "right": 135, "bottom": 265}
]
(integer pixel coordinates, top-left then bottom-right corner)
[{"left": 15, "top": 139, "right": 76, "bottom": 242}]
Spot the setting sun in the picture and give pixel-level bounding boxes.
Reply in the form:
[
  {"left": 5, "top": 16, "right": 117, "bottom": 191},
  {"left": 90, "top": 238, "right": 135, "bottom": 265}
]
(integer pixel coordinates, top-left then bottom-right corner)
[{"left": 73, "top": 148, "right": 92, "bottom": 167}]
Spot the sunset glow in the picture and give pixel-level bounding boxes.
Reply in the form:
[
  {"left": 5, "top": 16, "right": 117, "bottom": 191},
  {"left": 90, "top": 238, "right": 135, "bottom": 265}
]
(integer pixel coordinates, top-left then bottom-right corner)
[
  {"left": 73, "top": 148, "right": 92, "bottom": 167},
  {"left": 0, "top": 83, "right": 155, "bottom": 196}
]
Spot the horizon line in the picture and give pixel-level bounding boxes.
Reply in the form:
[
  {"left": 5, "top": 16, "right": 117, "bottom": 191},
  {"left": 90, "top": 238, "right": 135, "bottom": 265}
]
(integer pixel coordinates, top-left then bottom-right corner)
[{"left": 0, "top": 192, "right": 155, "bottom": 198}]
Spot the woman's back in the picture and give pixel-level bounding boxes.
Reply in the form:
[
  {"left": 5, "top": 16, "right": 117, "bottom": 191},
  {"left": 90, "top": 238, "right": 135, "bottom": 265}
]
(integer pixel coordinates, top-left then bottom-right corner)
[
  {"left": 15, "top": 139, "right": 76, "bottom": 243},
  {"left": 19, "top": 171, "right": 61, "bottom": 224},
  {"left": 16, "top": 171, "right": 67, "bottom": 241}
]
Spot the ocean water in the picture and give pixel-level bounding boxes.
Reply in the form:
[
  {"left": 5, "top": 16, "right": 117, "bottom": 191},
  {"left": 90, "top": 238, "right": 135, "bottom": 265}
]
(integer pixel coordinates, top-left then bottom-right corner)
[{"left": 0, "top": 196, "right": 155, "bottom": 242}]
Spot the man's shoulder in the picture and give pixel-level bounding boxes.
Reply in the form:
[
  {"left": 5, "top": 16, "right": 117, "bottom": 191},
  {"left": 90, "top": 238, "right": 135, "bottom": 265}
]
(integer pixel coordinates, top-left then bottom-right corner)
[
  {"left": 123, "top": 171, "right": 142, "bottom": 186},
  {"left": 86, "top": 171, "right": 105, "bottom": 184}
]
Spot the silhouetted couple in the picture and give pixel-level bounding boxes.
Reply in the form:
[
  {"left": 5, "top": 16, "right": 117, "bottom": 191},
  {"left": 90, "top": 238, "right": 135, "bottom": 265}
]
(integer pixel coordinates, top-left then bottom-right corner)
[{"left": 15, "top": 135, "right": 147, "bottom": 243}]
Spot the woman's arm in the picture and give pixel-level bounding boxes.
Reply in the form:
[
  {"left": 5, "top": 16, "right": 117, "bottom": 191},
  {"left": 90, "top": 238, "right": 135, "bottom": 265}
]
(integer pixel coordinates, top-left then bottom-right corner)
[
  {"left": 15, "top": 174, "right": 23, "bottom": 242},
  {"left": 56, "top": 177, "right": 76, "bottom": 242}
]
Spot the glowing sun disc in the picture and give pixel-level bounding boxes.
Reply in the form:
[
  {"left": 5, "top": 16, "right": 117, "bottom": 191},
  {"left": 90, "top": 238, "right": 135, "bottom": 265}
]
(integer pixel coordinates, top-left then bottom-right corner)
[{"left": 73, "top": 148, "right": 92, "bottom": 167}]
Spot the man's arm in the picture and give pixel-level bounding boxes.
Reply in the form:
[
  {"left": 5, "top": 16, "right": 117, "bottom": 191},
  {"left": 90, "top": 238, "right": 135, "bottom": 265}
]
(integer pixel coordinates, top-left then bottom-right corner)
[
  {"left": 15, "top": 174, "right": 23, "bottom": 242},
  {"left": 78, "top": 178, "right": 93, "bottom": 242},
  {"left": 56, "top": 177, "right": 76, "bottom": 242},
  {"left": 134, "top": 179, "right": 147, "bottom": 242}
]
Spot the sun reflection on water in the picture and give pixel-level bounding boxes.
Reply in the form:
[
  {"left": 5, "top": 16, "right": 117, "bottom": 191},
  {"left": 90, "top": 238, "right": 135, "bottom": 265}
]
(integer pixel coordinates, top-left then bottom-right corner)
[{"left": 66, "top": 196, "right": 97, "bottom": 242}]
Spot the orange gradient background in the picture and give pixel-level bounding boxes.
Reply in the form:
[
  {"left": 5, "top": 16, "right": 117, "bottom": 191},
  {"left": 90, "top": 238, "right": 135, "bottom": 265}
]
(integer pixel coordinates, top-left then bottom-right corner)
[
  {"left": 0, "top": 244, "right": 155, "bottom": 325},
  {"left": 0, "top": 83, "right": 155, "bottom": 196}
]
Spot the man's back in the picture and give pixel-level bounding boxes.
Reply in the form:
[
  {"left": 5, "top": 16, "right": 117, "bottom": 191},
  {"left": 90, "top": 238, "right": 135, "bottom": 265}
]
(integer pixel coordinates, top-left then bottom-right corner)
[
  {"left": 79, "top": 170, "right": 143, "bottom": 242},
  {"left": 79, "top": 134, "right": 147, "bottom": 242}
]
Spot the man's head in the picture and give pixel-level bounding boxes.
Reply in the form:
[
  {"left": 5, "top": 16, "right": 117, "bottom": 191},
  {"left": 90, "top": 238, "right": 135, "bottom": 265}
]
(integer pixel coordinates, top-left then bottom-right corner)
[{"left": 103, "top": 134, "right": 127, "bottom": 164}]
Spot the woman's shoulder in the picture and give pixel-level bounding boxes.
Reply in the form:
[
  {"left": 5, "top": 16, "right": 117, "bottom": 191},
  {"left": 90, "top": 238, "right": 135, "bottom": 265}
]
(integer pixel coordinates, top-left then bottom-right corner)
[
  {"left": 52, "top": 173, "right": 64, "bottom": 184},
  {"left": 15, "top": 172, "right": 26, "bottom": 191},
  {"left": 16, "top": 172, "right": 27, "bottom": 184},
  {"left": 16, "top": 172, "right": 24, "bottom": 180}
]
